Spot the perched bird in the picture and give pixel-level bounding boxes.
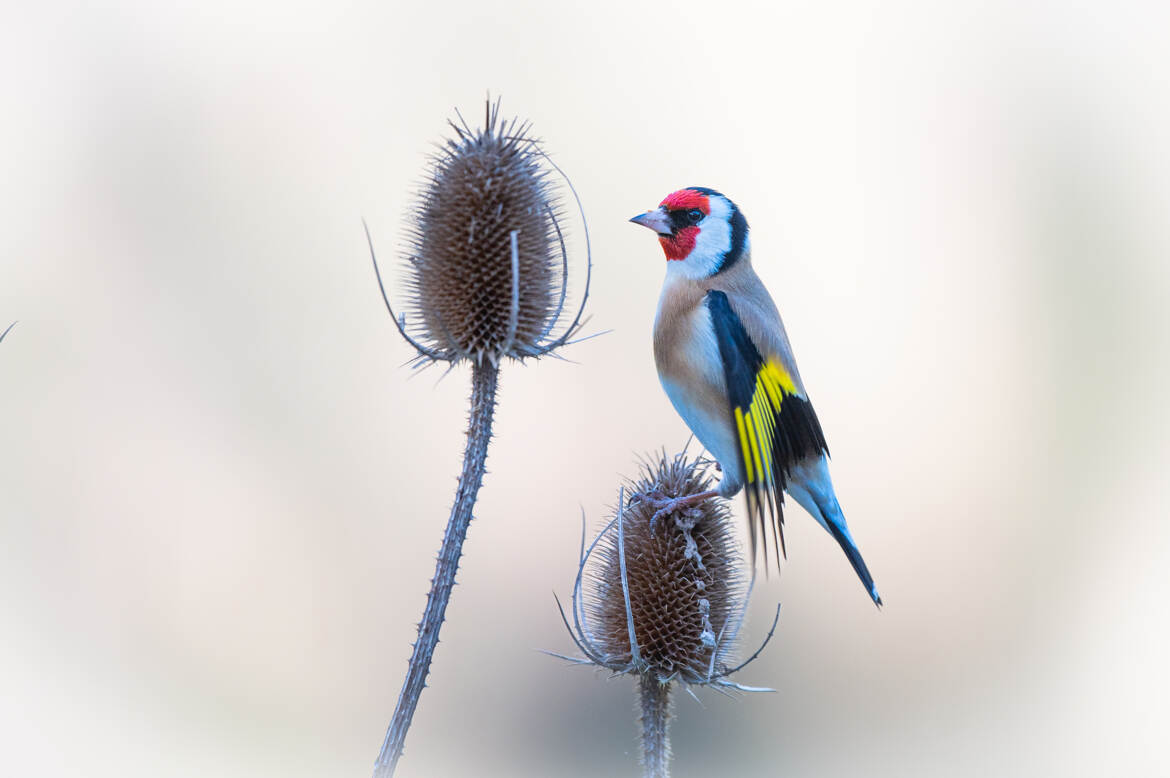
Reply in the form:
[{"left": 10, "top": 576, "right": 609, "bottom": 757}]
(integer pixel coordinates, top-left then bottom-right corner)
[{"left": 630, "top": 187, "right": 881, "bottom": 606}]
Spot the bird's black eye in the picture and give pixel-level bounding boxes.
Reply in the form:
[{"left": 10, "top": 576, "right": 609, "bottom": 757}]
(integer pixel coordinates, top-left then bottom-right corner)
[{"left": 687, "top": 209, "right": 704, "bottom": 224}]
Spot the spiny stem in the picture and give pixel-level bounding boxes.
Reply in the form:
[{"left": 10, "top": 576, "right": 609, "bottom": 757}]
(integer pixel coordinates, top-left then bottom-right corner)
[
  {"left": 639, "top": 674, "right": 673, "bottom": 778},
  {"left": 373, "top": 361, "right": 499, "bottom": 777}
]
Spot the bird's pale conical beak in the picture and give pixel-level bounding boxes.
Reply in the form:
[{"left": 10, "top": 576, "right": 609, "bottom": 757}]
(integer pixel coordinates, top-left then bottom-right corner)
[{"left": 629, "top": 208, "right": 673, "bottom": 236}]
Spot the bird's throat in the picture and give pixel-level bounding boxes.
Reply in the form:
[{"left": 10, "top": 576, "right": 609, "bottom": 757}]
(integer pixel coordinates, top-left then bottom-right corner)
[{"left": 659, "top": 226, "right": 699, "bottom": 261}]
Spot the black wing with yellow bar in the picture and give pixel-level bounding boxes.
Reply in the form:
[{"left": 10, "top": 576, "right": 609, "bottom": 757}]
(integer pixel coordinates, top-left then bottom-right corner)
[{"left": 705, "top": 290, "right": 828, "bottom": 567}]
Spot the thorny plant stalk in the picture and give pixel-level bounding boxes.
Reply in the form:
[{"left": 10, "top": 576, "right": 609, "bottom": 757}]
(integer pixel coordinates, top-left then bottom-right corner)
[
  {"left": 374, "top": 361, "right": 497, "bottom": 777},
  {"left": 369, "top": 100, "right": 594, "bottom": 777},
  {"left": 639, "top": 673, "right": 673, "bottom": 778}
]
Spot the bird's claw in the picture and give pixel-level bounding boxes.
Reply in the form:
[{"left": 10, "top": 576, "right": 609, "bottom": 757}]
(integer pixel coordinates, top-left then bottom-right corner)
[
  {"left": 635, "top": 489, "right": 717, "bottom": 532},
  {"left": 645, "top": 495, "right": 686, "bottom": 532}
]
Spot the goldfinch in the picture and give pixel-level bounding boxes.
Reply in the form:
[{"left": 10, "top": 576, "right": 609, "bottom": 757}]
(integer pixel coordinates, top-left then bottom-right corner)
[{"left": 630, "top": 187, "right": 881, "bottom": 606}]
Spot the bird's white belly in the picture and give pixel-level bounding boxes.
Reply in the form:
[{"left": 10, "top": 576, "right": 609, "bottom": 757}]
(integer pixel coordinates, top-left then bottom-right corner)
[
  {"left": 655, "top": 307, "right": 743, "bottom": 492},
  {"left": 659, "top": 376, "right": 740, "bottom": 478}
]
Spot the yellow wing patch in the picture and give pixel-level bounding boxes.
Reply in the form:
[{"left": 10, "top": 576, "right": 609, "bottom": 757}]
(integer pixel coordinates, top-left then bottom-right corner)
[
  {"left": 705, "top": 288, "right": 829, "bottom": 568},
  {"left": 734, "top": 360, "right": 798, "bottom": 489}
]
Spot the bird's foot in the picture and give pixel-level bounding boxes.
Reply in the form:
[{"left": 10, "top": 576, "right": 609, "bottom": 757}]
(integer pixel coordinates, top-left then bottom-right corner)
[{"left": 638, "top": 490, "right": 720, "bottom": 532}]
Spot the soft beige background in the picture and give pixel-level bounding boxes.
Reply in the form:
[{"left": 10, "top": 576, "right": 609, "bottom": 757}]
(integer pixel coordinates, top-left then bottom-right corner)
[{"left": 3, "top": 1, "right": 1168, "bottom": 776}]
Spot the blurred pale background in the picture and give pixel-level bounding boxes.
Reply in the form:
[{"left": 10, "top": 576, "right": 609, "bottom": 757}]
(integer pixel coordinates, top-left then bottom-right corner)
[{"left": 3, "top": 1, "right": 1168, "bottom": 775}]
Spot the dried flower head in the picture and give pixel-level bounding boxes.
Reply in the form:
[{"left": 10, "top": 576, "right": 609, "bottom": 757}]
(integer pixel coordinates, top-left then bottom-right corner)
[
  {"left": 556, "top": 451, "right": 779, "bottom": 691},
  {"left": 367, "top": 99, "right": 595, "bottom": 778},
  {"left": 366, "top": 99, "right": 591, "bottom": 368}
]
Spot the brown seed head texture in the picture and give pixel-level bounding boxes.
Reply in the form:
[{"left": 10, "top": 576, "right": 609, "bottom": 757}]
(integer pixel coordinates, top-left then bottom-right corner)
[
  {"left": 404, "top": 101, "right": 563, "bottom": 365},
  {"left": 586, "top": 454, "right": 746, "bottom": 684}
]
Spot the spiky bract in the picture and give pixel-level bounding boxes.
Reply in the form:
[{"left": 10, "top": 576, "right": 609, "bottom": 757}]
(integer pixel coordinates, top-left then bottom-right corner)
[
  {"left": 404, "top": 101, "right": 563, "bottom": 365},
  {"left": 586, "top": 453, "right": 746, "bottom": 684}
]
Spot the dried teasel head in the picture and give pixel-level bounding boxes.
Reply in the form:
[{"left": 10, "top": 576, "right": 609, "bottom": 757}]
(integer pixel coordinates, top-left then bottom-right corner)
[
  {"left": 555, "top": 451, "right": 779, "bottom": 691},
  {"left": 366, "top": 98, "right": 591, "bottom": 368}
]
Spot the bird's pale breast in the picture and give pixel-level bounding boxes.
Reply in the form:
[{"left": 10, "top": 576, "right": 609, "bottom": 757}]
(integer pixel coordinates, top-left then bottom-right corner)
[{"left": 653, "top": 276, "right": 743, "bottom": 492}]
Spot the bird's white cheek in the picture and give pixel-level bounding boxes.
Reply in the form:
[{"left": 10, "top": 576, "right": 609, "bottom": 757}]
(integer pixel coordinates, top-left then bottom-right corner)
[
  {"left": 667, "top": 217, "right": 732, "bottom": 279},
  {"left": 666, "top": 239, "right": 724, "bottom": 280}
]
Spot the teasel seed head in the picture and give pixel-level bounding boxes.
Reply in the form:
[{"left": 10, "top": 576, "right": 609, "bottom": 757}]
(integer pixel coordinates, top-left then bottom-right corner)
[
  {"left": 366, "top": 98, "right": 592, "bottom": 368},
  {"left": 555, "top": 451, "right": 780, "bottom": 691},
  {"left": 593, "top": 455, "right": 742, "bottom": 682}
]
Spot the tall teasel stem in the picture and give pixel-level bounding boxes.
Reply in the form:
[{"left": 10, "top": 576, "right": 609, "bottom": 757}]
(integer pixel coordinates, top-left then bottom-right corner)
[
  {"left": 638, "top": 673, "right": 673, "bottom": 778},
  {"left": 373, "top": 361, "right": 498, "bottom": 776},
  {"left": 368, "top": 99, "right": 593, "bottom": 776}
]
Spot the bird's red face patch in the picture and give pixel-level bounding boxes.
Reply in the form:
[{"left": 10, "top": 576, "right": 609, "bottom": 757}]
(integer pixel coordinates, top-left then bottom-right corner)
[
  {"left": 659, "top": 228, "right": 699, "bottom": 260},
  {"left": 657, "top": 189, "right": 710, "bottom": 260},
  {"left": 660, "top": 189, "right": 711, "bottom": 215}
]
